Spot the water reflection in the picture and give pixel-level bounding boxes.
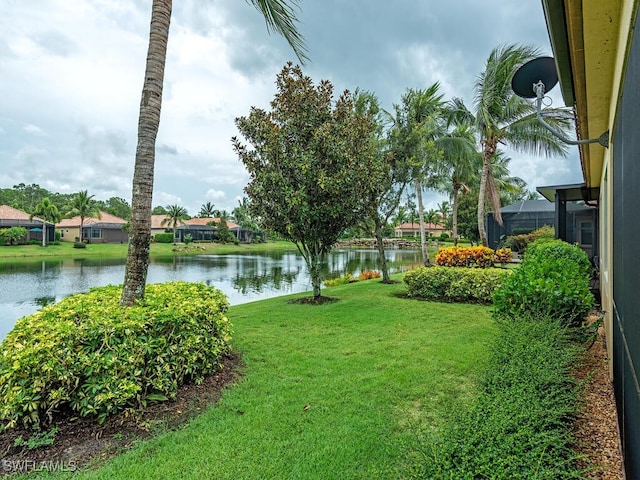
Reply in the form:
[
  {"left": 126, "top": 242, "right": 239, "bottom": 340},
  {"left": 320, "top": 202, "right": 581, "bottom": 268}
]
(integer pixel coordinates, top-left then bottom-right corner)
[{"left": 0, "top": 248, "right": 421, "bottom": 340}]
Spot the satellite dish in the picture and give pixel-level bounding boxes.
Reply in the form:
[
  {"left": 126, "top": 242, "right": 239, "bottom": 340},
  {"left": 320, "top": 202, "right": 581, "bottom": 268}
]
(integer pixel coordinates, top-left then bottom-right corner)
[{"left": 511, "top": 56, "right": 558, "bottom": 98}]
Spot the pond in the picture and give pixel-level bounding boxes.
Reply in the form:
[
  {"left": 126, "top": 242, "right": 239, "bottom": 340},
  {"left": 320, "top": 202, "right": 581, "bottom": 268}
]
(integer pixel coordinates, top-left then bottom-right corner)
[{"left": 0, "top": 248, "right": 422, "bottom": 340}]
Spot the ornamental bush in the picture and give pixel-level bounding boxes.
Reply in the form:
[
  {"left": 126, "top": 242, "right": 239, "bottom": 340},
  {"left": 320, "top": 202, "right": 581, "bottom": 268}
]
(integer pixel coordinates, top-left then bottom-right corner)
[
  {"left": 435, "top": 246, "right": 512, "bottom": 268},
  {"left": 154, "top": 232, "right": 174, "bottom": 243},
  {"left": 404, "top": 266, "right": 512, "bottom": 304},
  {"left": 502, "top": 225, "right": 555, "bottom": 253},
  {"left": 493, "top": 239, "right": 594, "bottom": 327},
  {"left": 0, "top": 282, "right": 232, "bottom": 429},
  {"left": 358, "top": 270, "right": 381, "bottom": 281}
]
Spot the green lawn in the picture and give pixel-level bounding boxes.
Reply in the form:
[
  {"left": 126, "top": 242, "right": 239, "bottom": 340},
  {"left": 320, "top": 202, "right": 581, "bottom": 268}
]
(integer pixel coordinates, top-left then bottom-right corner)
[
  {"left": 0, "top": 240, "right": 298, "bottom": 262},
  {"left": 25, "top": 278, "right": 495, "bottom": 479}
]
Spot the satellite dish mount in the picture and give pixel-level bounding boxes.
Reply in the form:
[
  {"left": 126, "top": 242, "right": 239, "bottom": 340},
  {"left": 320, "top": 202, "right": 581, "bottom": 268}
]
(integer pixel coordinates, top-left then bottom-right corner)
[{"left": 512, "top": 57, "right": 609, "bottom": 148}]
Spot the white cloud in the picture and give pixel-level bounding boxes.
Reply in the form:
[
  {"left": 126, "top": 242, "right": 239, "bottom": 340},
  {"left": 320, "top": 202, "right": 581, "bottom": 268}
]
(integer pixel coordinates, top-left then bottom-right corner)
[
  {"left": 205, "top": 189, "right": 226, "bottom": 201},
  {"left": 23, "top": 124, "right": 46, "bottom": 136}
]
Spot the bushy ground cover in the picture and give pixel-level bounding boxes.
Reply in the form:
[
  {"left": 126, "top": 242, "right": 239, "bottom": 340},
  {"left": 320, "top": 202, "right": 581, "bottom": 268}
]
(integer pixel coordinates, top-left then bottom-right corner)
[{"left": 414, "top": 316, "right": 583, "bottom": 479}]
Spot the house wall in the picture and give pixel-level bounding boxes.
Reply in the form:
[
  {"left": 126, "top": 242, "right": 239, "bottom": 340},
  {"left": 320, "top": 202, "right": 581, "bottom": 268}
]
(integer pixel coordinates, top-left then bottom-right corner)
[
  {"left": 59, "top": 227, "right": 81, "bottom": 242},
  {"left": 610, "top": 5, "right": 640, "bottom": 475}
]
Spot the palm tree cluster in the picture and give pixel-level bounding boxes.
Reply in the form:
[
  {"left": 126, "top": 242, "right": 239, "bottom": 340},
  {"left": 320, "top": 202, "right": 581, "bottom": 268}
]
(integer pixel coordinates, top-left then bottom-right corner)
[{"left": 383, "top": 43, "right": 572, "bottom": 256}]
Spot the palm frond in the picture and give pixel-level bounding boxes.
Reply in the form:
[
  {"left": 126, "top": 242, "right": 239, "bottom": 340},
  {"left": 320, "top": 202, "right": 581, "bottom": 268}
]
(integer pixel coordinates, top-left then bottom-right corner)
[
  {"left": 249, "top": 0, "right": 308, "bottom": 64},
  {"left": 503, "top": 109, "right": 573, "bottom": 157}
]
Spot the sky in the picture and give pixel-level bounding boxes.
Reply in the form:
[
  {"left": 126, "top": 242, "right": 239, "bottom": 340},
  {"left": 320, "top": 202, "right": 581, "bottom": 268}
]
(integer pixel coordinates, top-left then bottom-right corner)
[{"left": 0, "top": 0, "right": 583, "bottom": 216}]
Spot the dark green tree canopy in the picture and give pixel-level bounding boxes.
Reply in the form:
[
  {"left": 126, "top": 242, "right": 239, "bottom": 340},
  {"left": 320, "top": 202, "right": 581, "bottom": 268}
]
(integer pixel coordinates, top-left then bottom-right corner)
[{"left": 232, "top": 63, "right": 383, "bottom": 298}]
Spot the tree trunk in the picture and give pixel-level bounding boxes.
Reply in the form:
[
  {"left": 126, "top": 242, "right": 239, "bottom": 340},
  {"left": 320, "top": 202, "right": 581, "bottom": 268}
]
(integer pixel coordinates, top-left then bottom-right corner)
[
  {"left": 415, "top": 181, "right": 431, "bottom": 266},
  {"left": 121, "top": 0, "right": 172, "bottom": 306},
  {"left": 452, "top": 186, "right": 459, "bottom": 246},
  {"left": 477, "top": 139, "right": 496, "bottom": 246},
  {"left": 41, "top": 220, "right": 46, "bottom": 247},
  {"left": 373, "top": 217, "right": 390, "bottom": 282}
]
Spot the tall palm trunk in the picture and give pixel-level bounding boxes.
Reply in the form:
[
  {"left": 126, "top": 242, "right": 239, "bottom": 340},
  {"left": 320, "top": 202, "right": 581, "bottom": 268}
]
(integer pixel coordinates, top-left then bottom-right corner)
[
  {"left": 415, "top": 180, "right": 431, "bottom": 266},
  {"left": 451, "top": 183, "right": 460, "bottom": 246},
  {"left": 121, "top": 0, "right": 172, "bottom": 306},
  {"left": 477, "top": 139, "right": 496, "bottom": 246}
]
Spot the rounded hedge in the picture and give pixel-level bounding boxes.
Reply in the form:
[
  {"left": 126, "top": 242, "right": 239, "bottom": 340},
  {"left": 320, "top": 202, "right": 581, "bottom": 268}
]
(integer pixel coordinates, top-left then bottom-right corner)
[
  {"left": 0, "top": 282, "right": 232, "bottom": 429},
  {"left": 404, "top": 266, "right": 512, "bottom": 304},
  {"left": 493, "top": 239, "right": 594, "bottom": 326}
]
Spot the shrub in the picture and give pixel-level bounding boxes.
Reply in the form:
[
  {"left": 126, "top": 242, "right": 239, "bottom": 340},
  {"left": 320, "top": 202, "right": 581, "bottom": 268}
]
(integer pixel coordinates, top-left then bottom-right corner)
[
  {"left": 0, "top": 282, "right": 232, "bottom": 429},
  {"left": 324, "top": 273, "right": 356, "bottom": 287},
  {"left": 358, "top": 270, "right": 381, "bottom": 281},
  {"left": 494, "top": 247, "right": 513, "bottom": 266},
  {"left": 493, "top": 239, "right": 594, "bottom": 327},
  {"left": 73, "top": 241, "right": 87, "bottom": 249},
  {"left": 404, "top": 266, "right": 511, "bottom": 304},
  {"left": 418, "top": 317, "right": 582, "bottom": 479},
  {"left": 154, "top": 233, "right": 174, "bottom": 244},
  {"left": 1, "top": 227, "right": 28, "bottom": 245},
  {"left": 502, "top": 225, "right": 555, "bottom": 253},
  {"left": 525, "top": 239, "right": 591, "bottom": 276},
  {"left": 435, "top": 246, "right": 496, "bottom": 268},
  {"left": 183, "top": 233, "right": 193, "bottom": 245}
]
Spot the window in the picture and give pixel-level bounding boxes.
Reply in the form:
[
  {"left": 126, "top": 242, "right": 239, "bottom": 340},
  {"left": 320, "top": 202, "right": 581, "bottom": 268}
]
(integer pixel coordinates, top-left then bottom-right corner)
[
  {"left": 91, "top": 228, "right": 102, "bottom": 239},
  {"left": 579, "top": 220, "right": 593, "bottom": 246}
]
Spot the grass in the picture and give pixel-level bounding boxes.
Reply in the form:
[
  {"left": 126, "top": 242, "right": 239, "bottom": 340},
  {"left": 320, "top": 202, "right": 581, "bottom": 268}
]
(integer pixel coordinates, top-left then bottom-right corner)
[
  {"left": 0, "top": 241, "right": 298, "bottom": 262},
  {"left": 21, "top": 277, "right": 495, "bottom": 479}
]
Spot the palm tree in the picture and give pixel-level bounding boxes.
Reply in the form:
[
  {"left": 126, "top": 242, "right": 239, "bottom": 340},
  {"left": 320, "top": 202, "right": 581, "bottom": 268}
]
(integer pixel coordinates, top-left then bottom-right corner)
[
  {"left": 231, "top": 197, "right": 250, "bottom": 226},
  {"left": 388, "top": 85, "right": 449, "bottom": 265},
  {"left": 30, "top": 198, "right": 61, "bottom": 247},
  {"left": 199, "top": 201, "right": 216, "bottom": 218},
  {"left": 66, "top": 190, "right": 100, "bottom": 243},
  {"left": 437, "top": 201, "right": 450, "bottom": 224},
  {"left": 425, "top": 209, "right": 440, "bottom": 227},
  {"left": 161, "top": 204, "right": 189, "bottom": 244},
  {"left": 121, "top": 0, "right": 308, "bottom": 305},
  {"left": 433, "top": 119, "right": 481, "bottom": 245},
  {"left": 392, "top": 206, "right": 408, "bottom": 227},
  {"left": 464, "top": 44, "right": 573, "bottom": 245}
]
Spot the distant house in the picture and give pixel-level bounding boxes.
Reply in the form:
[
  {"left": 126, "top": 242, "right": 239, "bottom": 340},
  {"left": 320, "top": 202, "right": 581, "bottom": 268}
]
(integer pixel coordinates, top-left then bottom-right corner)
[
  {"left": 56, "top": 211, "right": 128, "bottom": 244},
  {"left": 394, "top": 222, "right": 450, "bottom": 238},
  {"left": 0, "top": 205, "right": 56, "bottom": 243},
  {"left": 151, "top": 216, "right": 253, "bottom": 242},
  {"left": 485, "top": 199, "right": 597, "bottom": 257}
]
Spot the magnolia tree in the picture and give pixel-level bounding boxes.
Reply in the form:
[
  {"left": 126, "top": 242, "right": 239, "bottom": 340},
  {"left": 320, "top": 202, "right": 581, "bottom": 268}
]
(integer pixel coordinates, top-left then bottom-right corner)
[{"left": 232, "top": 63, "right": 384, "bottom": 300}]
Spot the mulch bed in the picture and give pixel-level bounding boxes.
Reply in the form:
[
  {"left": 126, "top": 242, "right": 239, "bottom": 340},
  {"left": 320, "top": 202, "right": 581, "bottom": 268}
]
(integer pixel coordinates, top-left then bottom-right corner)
[{"left": 573, "top": 314, "right": 625, "bottom": 479}]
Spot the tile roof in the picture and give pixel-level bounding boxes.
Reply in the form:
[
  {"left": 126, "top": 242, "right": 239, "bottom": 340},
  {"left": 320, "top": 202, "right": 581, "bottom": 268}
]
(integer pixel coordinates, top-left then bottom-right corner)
[
  {"left": 56, "top": 211, "right": 126, "bottom": 228},
  {"left": 151, "top": 216, "right": 240, "bottom": 229},
  {"left": 0, "top": 204, "right": 46, "bottom": 223}
]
